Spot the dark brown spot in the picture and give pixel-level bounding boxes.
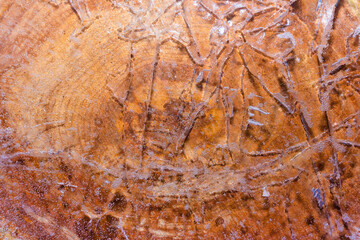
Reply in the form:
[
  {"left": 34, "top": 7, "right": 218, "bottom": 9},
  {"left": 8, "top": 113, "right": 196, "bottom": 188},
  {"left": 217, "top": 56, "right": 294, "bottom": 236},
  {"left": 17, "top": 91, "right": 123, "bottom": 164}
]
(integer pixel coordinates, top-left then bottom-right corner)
[
  {"left": 108, "top": 192, "right": 127, "bottom": 212},
  {"left": 340, "top": 234, "right": 351, "bottom": 240},
  {"left": 277, "top": 77, "right": 289, "bottom": 95},
  {"left": 241, "top": 224, "right": 248, "bottom": 233},
  {"left": 285, "top": 56, "right": 296, "bottom": 71},
  {"left": 184, "top": 210, "right": 192, "bottom": 219},
  {"left": 59, "top": 161, "right": 72, "bottom": 180},
  {"left": 62, "top": 201, "right": 69, "bottom": 208},
  {"left": 262, "top": 198, "right": 270, "bottom": 210},
  {"left": 15, "top": 157, "right": 26, "bottom": 165},
  {"left": 306, "top": 215, "right": 315, "bottom": 225},
  {"left": 75, "top": 215, "right": 95, "bottom": 240},
  {"left": 344, "top": 170, "right": 354, "bottom": 179},
  {"left": 59, "top": 161, "right": 70, "bottom": 172},
  {"left": 226, "top": 13, "right": 235, "bottom": 21},
  {"left": 203, "top": 199, "right": 216, "bottom": 210},
  {"left": 296, "top": 192, "right": 304, "bottom": 203},
  {"left": 96, "top": 215, "right": 118, "bottom": 240},
  {"left": 176, "top": 174, "right": 183, "bottom": 183},
  {"left": 215, "top": 217, "right": 224, "bottom": 226},
  {"left": 332, "top": 200, "right": 341, "bottom": 211},
  {"left": 241, "top": 193, "right": 254, "bottom": 201},
  {"left": 316, "top": 161, "right": 325, "bottom": 171}
]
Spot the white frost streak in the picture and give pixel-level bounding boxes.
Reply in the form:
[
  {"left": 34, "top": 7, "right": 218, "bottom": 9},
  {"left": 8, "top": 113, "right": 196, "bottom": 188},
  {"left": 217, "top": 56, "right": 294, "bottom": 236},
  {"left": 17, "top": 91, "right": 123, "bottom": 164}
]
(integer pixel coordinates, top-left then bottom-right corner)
[
  {"left": 247, "top": 106, "right": 269, "bottom": 126},
  {"left": 248, "top": 119, "right": 263, "bottom": 126},
  {"left": 248, "top": 106, "right": 270, "bottom": 115}
]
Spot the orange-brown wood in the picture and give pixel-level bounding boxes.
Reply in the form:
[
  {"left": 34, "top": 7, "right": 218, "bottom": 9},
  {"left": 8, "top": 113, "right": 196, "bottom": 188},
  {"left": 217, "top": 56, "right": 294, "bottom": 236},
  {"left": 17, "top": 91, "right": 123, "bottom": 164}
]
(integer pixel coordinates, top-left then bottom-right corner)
[{"left": 0, "top": 0, "right": 360, "bottom": 239}]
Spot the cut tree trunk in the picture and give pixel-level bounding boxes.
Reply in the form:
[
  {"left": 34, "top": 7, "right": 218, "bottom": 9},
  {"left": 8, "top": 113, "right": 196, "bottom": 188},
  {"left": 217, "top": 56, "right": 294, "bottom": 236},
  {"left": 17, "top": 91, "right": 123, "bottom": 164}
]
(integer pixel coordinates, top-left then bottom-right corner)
[{"left": 0, "top": 0, "right": 360, "bottom": 239}]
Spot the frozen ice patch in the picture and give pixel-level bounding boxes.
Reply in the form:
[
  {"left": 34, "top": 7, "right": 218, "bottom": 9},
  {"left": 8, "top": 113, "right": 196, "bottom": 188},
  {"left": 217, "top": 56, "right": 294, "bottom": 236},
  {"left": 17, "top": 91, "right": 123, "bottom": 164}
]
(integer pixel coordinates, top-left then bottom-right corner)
[{"left": 262, "top": 187, "right": 270, "bottom": 197}]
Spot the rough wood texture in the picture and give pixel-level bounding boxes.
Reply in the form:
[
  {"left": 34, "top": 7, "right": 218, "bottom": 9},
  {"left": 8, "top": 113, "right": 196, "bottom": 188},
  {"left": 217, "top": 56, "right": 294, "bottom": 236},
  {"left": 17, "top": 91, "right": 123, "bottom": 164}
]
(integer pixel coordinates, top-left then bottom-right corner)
[{"left": 0, "top": 0, "right": 360, "bottom": 239}]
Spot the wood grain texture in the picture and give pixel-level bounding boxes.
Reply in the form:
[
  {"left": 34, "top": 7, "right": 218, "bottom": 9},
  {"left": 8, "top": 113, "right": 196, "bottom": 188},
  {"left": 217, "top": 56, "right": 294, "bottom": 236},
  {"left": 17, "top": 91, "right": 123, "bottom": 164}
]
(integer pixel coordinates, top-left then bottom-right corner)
[{"left": 0, "top": 0, "right": 359, "bottom": 239}]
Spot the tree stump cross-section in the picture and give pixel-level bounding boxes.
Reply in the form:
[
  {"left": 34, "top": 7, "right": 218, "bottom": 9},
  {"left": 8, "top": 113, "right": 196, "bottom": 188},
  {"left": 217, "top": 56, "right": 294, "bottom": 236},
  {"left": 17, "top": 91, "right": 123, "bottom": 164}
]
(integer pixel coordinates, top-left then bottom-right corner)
[{"left": 0, "top": 0, "right": 360, "bottom": 239}]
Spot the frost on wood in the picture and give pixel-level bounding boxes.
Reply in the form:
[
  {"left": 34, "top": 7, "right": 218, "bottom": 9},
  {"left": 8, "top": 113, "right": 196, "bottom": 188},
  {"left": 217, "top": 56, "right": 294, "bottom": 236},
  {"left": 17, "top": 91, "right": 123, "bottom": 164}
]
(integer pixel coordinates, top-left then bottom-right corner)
[{"left": 0, "top": 0, "right": 360, "bottom": 239}]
